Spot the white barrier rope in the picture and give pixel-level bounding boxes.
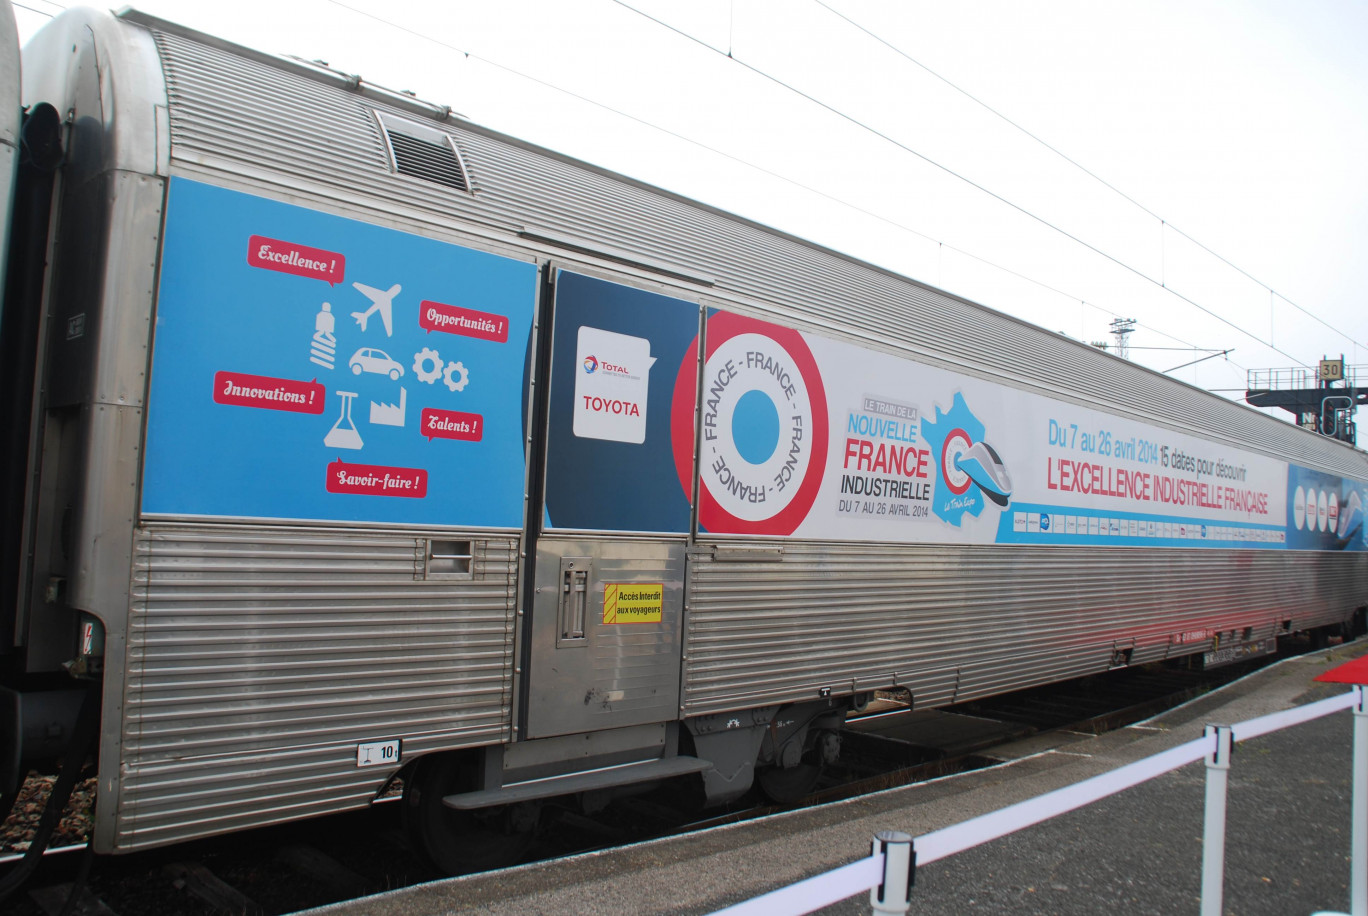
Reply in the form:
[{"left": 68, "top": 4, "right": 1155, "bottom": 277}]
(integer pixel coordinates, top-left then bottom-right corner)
[
  {"left": 706, "top": 855, "right": 884, "bottom": 916},
  {"left": 914, "top": 733, "right": 1211, "bottom": 865},
  {"left": 1231, "top": 690, "right": 1356, "bottom": 742}
]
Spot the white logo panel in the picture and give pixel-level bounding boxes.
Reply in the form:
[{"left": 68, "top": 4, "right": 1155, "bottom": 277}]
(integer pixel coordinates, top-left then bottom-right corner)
[{"left": 573, "top": 326, "right": 656, "bottom": 444}]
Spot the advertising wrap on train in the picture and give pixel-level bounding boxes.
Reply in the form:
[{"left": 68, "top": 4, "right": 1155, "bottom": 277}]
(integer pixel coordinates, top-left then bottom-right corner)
[
  {"left": 142, "top": 183, "right": 1367, "bottom": 551},
  {"left": 550, "top": 280, "right": 1366, "bottom": 549}
]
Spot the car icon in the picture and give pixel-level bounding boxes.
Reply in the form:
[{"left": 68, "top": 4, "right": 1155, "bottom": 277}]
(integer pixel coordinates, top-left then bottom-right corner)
[{"left": 349, "top": 347, "right": 404, "bottom": 379}]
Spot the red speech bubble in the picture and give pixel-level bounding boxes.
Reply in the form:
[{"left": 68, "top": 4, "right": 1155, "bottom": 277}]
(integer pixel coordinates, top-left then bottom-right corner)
[
  {"left": 421, "top": 408, "right": 483, "bottom": 441},
  {"left": 247, "top": 235, "right": 345, "bottom": 285},
  {"left": 419, "top": 300, "right": 509, "bottom": 342},
  {"left": 213, "top": 371, "right": 326, "bottom": 414},
  {"left": 325, "top": 459, "right": 429, "bottom": 498}
]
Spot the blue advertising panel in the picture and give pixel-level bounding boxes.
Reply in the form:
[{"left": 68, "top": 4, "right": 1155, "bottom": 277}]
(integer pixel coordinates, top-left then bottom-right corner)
[
  {"left": 1287, "top": 465, "right": 1367, "bottom": 551},
  {"left": 142, "top": 178, "right": 538, "bottom": 527},
  {"left": 542, "top": 270, "right": 698, "bottom": 533}
]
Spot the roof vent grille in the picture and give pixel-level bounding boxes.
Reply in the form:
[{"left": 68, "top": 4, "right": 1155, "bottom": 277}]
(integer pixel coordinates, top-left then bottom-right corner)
[{"left": 375, "top": 111, "right": 470, "bottom": 192}]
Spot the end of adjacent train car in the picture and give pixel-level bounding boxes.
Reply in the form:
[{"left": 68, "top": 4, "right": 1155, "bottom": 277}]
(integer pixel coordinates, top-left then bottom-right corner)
[{"left": 0, "top": 1, "right": 170, "bottom": 846}]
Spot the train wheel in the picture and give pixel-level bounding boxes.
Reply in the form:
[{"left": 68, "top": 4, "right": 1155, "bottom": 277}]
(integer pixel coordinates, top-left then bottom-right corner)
[
  {"left": 756, "top": 762, "right": 823, "bottom": 804},
  {"left": 402, "top": 753, "right": 537, "bottom": 876}
]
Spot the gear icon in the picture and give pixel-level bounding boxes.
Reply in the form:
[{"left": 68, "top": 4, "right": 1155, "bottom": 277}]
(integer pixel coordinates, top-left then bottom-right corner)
[
  {"left": 443, "top": 360, "right": 470, "bottom": 392},
  {"left": 413, "top": 347, "right": 443, "bottom": 384}
]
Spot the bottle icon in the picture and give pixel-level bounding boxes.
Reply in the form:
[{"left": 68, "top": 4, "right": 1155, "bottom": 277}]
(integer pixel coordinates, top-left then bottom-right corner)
[{"left": 310, "top": 302, "right": 337, "bottom": 370}]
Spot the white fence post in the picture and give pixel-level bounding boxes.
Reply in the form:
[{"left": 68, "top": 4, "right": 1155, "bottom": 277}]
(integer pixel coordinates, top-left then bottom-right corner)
[
  {"left": 1352, "top": 686, "right": 1368, "bottom": 916},
  {"left": 1200, "top": 723, "right": 1234, "bottom": 916},
  {"left": 870, "top": 831, "right": 913, "bottom": 916}
]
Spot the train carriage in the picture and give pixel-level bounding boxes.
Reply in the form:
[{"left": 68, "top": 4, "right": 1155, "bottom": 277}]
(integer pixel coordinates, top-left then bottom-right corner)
[{"left": 2, "top": 5, "right": 1365, "bottom": 873}]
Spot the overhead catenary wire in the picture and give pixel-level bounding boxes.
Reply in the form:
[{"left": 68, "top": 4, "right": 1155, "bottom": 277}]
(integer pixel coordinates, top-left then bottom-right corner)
[
  {"left": 11, "top": 0, "right": 1322, "bottom": 388},
  {"left": 1120, "top": 347, "right": 1234, "bottom": 353},
  {"left": 12, "top": 1, "right": 59, "bottom": 19},
  {"left": 610, "top": 0, "right": 1312, "bottom": 371},
  {"left": 319, "top": 0, "right": 1232, "bottom": 365},
  {"left": 814, "top": 0, "right": 1365, "bottom": 356},
  {"left": 1164, "top": 349, "right": 1233, "bottom": 374}
]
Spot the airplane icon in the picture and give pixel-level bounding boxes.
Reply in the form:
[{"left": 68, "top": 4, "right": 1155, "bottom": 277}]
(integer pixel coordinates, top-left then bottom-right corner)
[{"left": 351, "top": 282, "right": 400, "bottom": 337}]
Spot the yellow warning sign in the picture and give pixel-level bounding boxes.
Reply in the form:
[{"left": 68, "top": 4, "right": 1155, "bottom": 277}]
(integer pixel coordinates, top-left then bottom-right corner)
[{"left": 602, "top": 583, "right": 664, "bottom": 624}]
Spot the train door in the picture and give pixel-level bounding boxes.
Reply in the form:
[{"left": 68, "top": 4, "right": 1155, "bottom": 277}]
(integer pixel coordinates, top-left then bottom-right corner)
[{"left": 522, "top": 268, "right": 701, "bottom": 740}]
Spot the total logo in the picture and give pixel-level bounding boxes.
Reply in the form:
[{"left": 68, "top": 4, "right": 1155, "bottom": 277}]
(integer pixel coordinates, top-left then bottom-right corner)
[
  {"left": 671, "top": 311, "right": 828, "bottom": 535},
  {"left": 582, "top": 354, "right": 633, "bottom": 377}
]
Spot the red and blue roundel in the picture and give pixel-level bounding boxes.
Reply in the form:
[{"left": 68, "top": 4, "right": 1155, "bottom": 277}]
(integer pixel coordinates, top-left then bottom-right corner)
[{"left": 671, "top": 311, "right": 828, "bottom": 535}]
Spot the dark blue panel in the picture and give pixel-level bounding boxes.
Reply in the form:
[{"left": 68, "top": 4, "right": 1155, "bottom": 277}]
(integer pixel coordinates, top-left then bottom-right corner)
[{"left": 543, "top": 270, "right": 697, "bottom": 533}]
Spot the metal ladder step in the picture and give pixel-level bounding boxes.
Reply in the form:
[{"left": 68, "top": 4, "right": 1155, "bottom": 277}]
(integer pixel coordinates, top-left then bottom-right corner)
[{"left": 444, "top": 755, "right": 711, "bottom": 810}]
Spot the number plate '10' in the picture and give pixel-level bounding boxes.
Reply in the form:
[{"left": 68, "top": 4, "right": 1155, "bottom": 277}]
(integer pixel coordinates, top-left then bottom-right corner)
[{"left": 356, "top": 739, "right": 401, "bottom": 768}]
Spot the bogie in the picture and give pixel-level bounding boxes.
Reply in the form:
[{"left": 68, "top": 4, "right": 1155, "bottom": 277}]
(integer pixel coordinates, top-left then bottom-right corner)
[{"left": 402, "top": 754, "right": 539, "bottom": 877}]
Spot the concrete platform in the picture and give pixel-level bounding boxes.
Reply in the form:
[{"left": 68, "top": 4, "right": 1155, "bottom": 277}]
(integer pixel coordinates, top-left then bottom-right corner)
[{"left": 300, "top": 641, "right": 1368, "bottom": 916}]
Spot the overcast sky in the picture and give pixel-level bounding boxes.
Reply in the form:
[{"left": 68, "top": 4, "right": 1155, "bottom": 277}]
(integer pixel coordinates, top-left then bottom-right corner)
[{"left": 15, "top": 0, "right": 1368, "bottom": 423}]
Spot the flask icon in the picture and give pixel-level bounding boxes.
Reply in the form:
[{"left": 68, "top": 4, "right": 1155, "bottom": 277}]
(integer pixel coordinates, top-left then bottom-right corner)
[{"left": 324, "top": 390, "right": 363, "bottom": 449}]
